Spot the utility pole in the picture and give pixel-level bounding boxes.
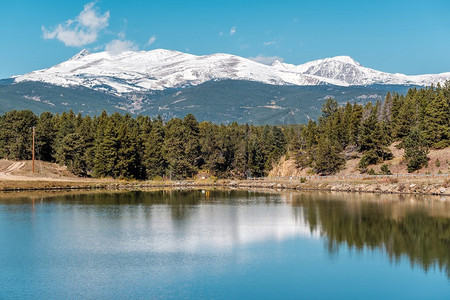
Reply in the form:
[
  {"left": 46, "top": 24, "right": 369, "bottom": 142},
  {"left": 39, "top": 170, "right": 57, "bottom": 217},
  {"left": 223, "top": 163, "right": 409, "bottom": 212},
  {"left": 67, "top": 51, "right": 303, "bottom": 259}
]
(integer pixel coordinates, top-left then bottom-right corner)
[{"left": 32, "top": 127, "right": 35, "bottom": 173}]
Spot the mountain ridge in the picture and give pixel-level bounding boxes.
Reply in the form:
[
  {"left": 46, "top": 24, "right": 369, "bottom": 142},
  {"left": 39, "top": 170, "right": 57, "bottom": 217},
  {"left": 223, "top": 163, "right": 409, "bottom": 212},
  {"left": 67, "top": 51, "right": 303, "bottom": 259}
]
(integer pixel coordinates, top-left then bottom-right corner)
[
  {"left": 3, "top": 49, "right": 449, "bottom": 125},
  {"left": 13, "top": 49, "right": 450, "bottom": 97}
]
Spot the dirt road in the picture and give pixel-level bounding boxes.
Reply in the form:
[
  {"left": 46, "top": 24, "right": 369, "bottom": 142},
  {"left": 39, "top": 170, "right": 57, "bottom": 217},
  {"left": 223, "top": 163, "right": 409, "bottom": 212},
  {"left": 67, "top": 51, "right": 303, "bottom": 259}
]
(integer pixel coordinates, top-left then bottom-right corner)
[{"left": 0, "top": 160, "right": 74, "bottom": 181}]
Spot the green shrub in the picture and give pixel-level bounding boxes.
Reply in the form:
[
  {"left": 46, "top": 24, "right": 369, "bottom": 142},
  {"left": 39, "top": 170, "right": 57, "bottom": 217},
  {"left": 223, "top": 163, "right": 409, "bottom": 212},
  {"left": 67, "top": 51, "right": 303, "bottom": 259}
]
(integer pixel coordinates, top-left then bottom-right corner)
[
  {"left": 432, "top": 140, "right": 450, "bottom": 149},
  {"left": 152, "top": 175, "right": 164, "bottom": 181},
  {"left": 380, "top": 164, "right": 392, "bottom": 175},
  {"left": 358, "top": 149, "right": 393, "bottom": 169},
  {"left": 435, "top": 159, "right": 441, "bottom": 168}
]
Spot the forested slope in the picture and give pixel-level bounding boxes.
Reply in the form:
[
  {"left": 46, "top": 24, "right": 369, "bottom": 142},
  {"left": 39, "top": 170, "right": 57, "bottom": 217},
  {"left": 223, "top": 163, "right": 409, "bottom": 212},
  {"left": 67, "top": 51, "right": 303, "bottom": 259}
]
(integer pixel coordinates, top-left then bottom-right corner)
[{"left": 0, "top": 83, "right": 448, "bottom": 180}]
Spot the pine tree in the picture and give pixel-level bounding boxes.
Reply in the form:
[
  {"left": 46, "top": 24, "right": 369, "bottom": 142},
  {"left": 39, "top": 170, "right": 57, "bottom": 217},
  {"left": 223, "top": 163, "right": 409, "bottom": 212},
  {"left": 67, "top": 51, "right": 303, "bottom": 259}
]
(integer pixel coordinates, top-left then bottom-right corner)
[
  {"left": 54, "top": 111, "right": 77, "bottom": 164},
  {"left": 182, "top": 114, "right": 201, "bottom": 174},
  {"left": 0, "top": 110, "right": 37, "bottom": 160},
  {"left": 77, "top": 116, "right": 95, "bottom": 174},
  {"left": 143, "top": 117, "right": 166, "bottom": 179},
  {"left": 56, "top": 132, "right": 87, "bottom": 176},
  {"left": 404, "top": 127, "right": 429, "bottom": 172},
  {"left": 115, "top": 114, "right": 143, "bottom": 179},
  {"left": 349, "top": 103, "right": 363, "bottom": 146},
  {"left": 423, "top": 90, "right": 449, "bottom": 148},
  {"left": 358, "top": 103, "right": 392, "bottom": 169},
  {"left": 35, "top": 112, "right": 57, "bottom": 162},
  {"left": 163, "top": 118, "right": 187, "bottom": 179},
  {"left": 93, "top": 112, "right": 119, "bottom": 178},
  {"left": 232, "top": 138, "right": 248, "bottom": 178},
  {"left": 231, "top": 124, "right": 249, "bottom": 178},
  {"left": 393, "top": 90, "right": 418, "bottom": 138},
  {"left": 313, "top": 136, "right": 345, "bottom": 175},
  {"left": 320, "top": 98, "right": 339, "bottom": 119}
]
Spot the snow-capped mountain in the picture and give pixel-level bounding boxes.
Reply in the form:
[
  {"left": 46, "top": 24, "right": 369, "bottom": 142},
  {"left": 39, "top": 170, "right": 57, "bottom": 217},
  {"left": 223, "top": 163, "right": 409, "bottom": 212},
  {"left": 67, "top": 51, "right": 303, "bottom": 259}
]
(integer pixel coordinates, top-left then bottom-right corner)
[
  {"left": 14, "top": 49, "right": 331, "bottom": 95},
  {"left": 14, "top": 49, "right": 450, "bottom": 96},
  {"left": 272, "top": 56, "right": 450, "bottom": 86}
]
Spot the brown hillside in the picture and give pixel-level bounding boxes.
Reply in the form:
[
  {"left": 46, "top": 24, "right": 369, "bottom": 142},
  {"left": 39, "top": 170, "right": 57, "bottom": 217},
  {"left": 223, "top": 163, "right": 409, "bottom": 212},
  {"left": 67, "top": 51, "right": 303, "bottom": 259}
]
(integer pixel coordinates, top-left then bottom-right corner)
[{"left": 269, "top": 144, "right": 450, "bottom": 177}]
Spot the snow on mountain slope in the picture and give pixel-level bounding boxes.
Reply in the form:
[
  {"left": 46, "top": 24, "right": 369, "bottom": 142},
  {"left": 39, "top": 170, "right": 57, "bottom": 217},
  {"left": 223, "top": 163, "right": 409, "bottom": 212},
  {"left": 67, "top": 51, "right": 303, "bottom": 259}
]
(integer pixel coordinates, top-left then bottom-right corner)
[
  {"left": 272, "top": 55, "right": 450, "bottom": 86},
  {"left": 14, "top": 49, "right": 450, "bottom": 96},
  {"left": 15, "top": 49, "right": 334, "bottom": 95}
]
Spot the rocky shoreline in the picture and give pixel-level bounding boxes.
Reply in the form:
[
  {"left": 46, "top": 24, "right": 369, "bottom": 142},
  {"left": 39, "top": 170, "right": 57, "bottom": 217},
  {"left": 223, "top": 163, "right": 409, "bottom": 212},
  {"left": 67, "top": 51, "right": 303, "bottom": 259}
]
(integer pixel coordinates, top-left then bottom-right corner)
[
  {"left": 223, "top": 179, "right": 449, "bottom": 196},
  {"left": 1, "top": 178, "right": 448, "bottom": 198}
]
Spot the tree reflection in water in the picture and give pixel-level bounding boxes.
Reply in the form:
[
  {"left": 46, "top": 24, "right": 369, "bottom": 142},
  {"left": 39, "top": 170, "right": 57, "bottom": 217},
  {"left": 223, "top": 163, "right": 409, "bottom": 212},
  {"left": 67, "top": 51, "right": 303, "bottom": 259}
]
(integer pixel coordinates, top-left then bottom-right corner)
[
  {"left": 291, "top": 192, "right": 450, "bottom": 278},
  {"left": 1, "top": 189, "right": 448, "bottom": 278}
]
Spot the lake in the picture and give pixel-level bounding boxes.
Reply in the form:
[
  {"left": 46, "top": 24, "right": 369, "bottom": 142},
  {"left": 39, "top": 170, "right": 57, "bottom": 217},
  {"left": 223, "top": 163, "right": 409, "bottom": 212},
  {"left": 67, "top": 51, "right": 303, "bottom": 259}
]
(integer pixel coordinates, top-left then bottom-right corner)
[{"left": 0, "top": 189, "right": 449, "bottom": 299}]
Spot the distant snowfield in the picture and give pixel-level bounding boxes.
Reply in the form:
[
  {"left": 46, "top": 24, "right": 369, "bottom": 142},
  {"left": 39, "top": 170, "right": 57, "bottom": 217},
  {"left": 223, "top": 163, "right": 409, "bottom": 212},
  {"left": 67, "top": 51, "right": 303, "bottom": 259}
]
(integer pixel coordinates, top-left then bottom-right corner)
[{"left": 14, "top": 49, "right": 450, "bottom": 96}]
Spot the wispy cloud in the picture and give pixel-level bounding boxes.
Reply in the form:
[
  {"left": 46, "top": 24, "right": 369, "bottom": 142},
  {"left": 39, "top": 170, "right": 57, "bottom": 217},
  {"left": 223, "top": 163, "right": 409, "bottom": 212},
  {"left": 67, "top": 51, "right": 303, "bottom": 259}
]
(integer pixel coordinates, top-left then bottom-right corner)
[
  {"left": 263, "top": 41, "right": 277, "bottom": 46},
  {"left": 105, "top": 39, "right": 138, "bottom": 55},
  {"left": 42, "top": 2, "right": 110, "bottom": 47},
  {"left": 230, "top": 26, "right": 236, "bottom": 35},
  {"left": 147, "top": 35, "right": 157, "bottom": 46},
  {"left": 248, "top": 55, "right": 284, "bottom": 65},
  {"left": 118, "top": 19, "right": 127, "bottom": 39},
  {"left": 219, "top": 31, "right": 224, "bottom": 37}
]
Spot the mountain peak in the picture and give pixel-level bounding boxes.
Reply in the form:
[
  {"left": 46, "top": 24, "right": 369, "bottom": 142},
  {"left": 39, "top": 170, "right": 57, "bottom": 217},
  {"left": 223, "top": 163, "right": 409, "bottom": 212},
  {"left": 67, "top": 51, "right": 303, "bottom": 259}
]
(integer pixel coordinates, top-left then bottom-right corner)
[
  {"left": 13, "top": 48, "right": 450, "bottom": 94},
  {"left": 270, "top": 60, "right": 284, "bottom": 67},
  {"left": 329, "top": 55, "right": 360, "bottom": 66},
  {"left": 70, "top": 49, "right": 90, "bottom": 61}
]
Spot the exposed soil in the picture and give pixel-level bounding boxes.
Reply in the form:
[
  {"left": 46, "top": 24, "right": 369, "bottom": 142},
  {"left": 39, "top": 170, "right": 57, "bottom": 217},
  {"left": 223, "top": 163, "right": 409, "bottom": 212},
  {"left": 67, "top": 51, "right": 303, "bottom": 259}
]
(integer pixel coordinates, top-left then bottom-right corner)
[
  {"left": 0, "top": 159, "right": 79, "bottom": 181},
  {"left": 269, "top": 144, "right": 450, "bottom": 177}
]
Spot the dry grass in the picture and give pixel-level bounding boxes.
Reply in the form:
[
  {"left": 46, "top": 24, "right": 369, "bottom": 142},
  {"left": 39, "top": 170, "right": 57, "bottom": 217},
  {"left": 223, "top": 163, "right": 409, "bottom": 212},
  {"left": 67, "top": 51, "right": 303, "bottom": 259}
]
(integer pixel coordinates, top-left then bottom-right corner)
[{"left": 269, "top": 144, "right": 450, "bottom": 178}]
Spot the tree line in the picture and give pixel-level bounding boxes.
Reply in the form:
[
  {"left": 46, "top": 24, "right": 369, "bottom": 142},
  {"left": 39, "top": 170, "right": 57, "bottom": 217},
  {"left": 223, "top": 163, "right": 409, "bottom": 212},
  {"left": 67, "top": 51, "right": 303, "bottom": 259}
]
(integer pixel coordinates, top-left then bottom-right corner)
[
  {"left": 0, "top": 83, "right": 448, "bottom": 178},
  {"left": 288, "top": 82, "right": 449, "bottom": 174},
  {"left": 0, "top": 111, "right": 287, "bottom": 179}
]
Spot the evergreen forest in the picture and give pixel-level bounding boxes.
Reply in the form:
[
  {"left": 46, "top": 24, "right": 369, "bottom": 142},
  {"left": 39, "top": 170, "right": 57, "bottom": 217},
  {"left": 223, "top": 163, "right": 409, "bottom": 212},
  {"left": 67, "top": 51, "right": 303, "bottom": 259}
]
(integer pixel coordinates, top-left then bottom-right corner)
[{"left": 0, "top": 83, "right": 448, "bottom": 179}]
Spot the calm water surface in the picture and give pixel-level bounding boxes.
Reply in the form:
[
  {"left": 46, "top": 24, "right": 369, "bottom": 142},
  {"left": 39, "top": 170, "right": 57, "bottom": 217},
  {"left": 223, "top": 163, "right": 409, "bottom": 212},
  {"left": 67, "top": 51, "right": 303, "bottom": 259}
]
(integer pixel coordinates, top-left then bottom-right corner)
[{"left": 0, "top": 190, "right": 449, "bottom": 299}]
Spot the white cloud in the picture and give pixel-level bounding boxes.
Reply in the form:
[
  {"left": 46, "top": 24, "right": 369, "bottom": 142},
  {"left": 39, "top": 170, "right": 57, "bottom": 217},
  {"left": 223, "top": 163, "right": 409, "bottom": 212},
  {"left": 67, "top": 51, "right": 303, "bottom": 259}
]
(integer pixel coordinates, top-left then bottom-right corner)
[
  {"left": 219, "top": 31, "right": 224, "bottom": 36},
  {"left": 147, "top": 35, "right": 157, "bottom": 46},
  {"left": 42, "top": 2, "right": 110, "bottom": 47},
  {"left": 248, "top": 55, "right": 284, "bottom": 65},
  {"left": 105, "top": 39, "right": 138, "bottom": 55},
  {"left": 263, "top": 41, "right": 277, "bottom": 46},
  {"left": 77, "top": 2, "right": 109, "bottom": 30},
  {"left": 230, "top": 26, "right": 236, "bottom": 35}
]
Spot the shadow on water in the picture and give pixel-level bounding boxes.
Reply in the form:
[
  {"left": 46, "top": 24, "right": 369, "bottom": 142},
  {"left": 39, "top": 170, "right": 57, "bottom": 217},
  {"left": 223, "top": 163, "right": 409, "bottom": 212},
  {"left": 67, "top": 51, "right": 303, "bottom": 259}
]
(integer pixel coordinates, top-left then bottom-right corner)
[
  {"left": 290, "top": 192, "right": 450, "bottom": 278},
  {"left": 1, "top": 189, "right": 449, "bottom": 278}
]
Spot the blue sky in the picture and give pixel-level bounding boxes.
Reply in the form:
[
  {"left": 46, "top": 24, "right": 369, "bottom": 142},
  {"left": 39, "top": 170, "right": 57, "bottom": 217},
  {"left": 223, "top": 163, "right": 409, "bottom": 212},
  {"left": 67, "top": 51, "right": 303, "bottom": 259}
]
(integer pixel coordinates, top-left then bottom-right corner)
[{"left": 1, "top": 0, "right": 450, "bottom": 78}]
